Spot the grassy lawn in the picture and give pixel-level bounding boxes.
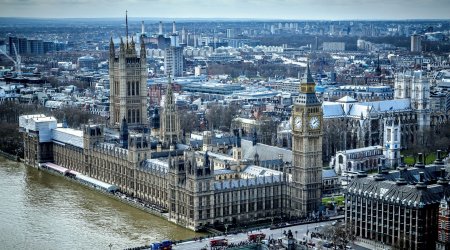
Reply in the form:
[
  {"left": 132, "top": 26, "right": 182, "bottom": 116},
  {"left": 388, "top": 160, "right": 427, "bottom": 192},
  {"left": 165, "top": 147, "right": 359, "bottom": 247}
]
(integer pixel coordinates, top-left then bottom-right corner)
[
  {"left": 322, "top": 196, "right": 345, "bottom": 206},
  {"left": 402, "top": 151, "right": 448, "bottom": 165}
]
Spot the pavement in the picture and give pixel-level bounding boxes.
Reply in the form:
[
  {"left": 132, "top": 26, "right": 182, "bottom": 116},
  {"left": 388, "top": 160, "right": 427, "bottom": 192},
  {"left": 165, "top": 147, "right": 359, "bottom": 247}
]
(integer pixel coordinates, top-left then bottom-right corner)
[{"left": 173, "top": 220, "right": 337, "bottom": 250}]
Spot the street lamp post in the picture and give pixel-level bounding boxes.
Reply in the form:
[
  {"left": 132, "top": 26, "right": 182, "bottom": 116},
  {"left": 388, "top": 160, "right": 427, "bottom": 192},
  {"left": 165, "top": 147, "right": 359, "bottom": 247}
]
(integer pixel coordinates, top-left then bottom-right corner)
[{"left": 108, "top": 243, "right": 113, "bottom": 250}]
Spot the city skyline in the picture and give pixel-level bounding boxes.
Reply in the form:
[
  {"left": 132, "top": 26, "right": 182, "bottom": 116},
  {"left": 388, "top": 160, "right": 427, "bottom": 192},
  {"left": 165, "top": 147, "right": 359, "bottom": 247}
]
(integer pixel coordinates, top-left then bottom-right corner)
[{"left": 1, "top": 0, "right": 450, "bottom": 20}]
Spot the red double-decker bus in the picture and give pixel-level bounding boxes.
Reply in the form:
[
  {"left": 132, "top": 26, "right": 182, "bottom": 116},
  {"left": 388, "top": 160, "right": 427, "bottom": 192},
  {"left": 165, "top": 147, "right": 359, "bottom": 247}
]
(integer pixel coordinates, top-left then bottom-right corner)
[
  {"left": 248, "top": 233, "right": 266, "bottom": 242},
  {"left": 209, "top": 239, "right": 228, "bottom": 247},
  {"left": 210, "top": 238, "right": 228, "bottom": 247}
]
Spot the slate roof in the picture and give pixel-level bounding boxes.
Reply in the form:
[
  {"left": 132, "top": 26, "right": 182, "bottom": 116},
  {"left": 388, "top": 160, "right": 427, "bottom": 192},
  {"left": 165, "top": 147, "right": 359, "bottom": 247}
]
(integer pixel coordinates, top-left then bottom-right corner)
[
  {"left": 241, "top": 139, "right": 292, "bottom": 163},
  {"left": 323, "top": 169, "right": 338, "bottom": 179},
  {"left": 323, "top": 98, "right": 412, "bottom": 119},
  {"left": 347, "top": 163, "right": 450, "bottom": 208}
]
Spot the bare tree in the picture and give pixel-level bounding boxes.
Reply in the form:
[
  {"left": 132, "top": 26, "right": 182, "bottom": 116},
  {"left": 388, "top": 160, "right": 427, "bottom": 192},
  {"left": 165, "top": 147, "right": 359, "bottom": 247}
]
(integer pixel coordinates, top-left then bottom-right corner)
[
  {"left": 179, "top": 111, "right": 201, "bottom": 133},
  {"left": 320, "top": 221, "right": 356, "bottom": 249}
]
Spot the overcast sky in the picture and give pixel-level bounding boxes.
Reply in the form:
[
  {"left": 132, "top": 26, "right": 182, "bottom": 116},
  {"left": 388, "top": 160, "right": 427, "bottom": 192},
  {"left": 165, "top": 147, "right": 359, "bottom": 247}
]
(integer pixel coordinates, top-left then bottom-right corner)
[{"left": 0, "top": 0, "right": 449, "bottom": 19}]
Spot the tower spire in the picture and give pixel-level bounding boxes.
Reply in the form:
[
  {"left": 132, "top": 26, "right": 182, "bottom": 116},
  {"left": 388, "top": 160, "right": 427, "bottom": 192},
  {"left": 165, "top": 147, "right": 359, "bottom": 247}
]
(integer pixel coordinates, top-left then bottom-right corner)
[
  {"left": 126, "top": 10, "right": 129, "bottom": 47},
  {"left": 299, "top": 59, "right": 315, "bottom": 93}
]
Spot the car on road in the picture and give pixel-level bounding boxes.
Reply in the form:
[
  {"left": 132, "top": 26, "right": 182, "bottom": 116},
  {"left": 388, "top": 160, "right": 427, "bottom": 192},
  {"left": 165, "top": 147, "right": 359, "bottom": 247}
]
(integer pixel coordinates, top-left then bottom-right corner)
[
  {"left": 210, "top": 239, "right": 228, "bottom": 247},
  {"left": 323, "top": 242, "right": 334, "bottom": 248},
  {"left": 307, "top": 242, "right": 316, "bottom": 247}
]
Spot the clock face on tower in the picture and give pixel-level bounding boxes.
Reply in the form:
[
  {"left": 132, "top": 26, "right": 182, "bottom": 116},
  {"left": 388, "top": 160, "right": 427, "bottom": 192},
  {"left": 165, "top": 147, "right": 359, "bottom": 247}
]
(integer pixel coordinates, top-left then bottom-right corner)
[
  {"left": 309, "top": 116, "right": 320, "bottom": 129},
  {"left": 294, "top": 116, "right": 302, "bottom": 129}
]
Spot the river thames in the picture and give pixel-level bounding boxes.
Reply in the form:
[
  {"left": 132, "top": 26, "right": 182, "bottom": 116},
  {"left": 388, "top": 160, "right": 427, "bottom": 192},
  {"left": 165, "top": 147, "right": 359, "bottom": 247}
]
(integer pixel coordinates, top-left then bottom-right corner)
[{"left": 0, "top": 156, "right": 204, "bottom": 250}]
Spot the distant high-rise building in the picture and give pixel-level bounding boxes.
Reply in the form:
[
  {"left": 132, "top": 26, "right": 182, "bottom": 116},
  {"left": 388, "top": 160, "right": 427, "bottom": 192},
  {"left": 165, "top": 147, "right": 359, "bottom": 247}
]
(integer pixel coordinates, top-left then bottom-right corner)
[
  {"left": 8, "top": 36, "right": 28, "bottom": 56},
  {"left": 164, "top": 21, "right": 184, "bottom": 77},
  {"left": 411, "top": 34, "right": 422, "bottom": 52},
  {"left": 164, "top": 47, "right": 183, "bottom": 77},
  {"left": 28, "top": 39, "right": 44, "bottom": 55},
  {"left": 322, "top": 42, "right": 345, "bottom": 51},
  {"left": 270, "top": 25, "right": 275, "bottom": 34},
  {"left": 226, "top": 28, "right": 235, "bottom": 38},
  {"left": 181, "top": 27, "right": 186, "bottom": 44},
  {"left": 43, "top": 41, "right": 55, "bottom": 53}
]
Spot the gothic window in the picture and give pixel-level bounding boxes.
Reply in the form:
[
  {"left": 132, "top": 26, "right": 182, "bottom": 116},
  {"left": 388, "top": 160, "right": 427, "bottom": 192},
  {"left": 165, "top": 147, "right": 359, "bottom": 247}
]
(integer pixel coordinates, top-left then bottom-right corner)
[
  {"left": 136, "top": 81, "right": 140, "bottom": 95},
  {"left": 127, "top": 109, "right": 131, "bottom": 122},
  {"left": 387, "top": 129, "right": 391, "bottom": 142},
  {"left": 127, "top": 82, "right": 130, "bottom": 96},
  {"left": 136, "top": 109, "right": 140, "bottom": 124},
  {"left": 132, "top": 81, "right": 135, "bottom": 96}
]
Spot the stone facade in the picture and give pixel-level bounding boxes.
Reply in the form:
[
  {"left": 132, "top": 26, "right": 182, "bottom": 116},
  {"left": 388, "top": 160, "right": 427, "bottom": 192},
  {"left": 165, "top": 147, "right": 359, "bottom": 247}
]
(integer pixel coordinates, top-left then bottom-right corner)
[
  {"left": 19, "top": 113, "right": 290, "bottom": 231},
  {"left": 291, "top": 63, "right": 323, "bottom": 217},
  {"left": 109, "top": 36, "right": 148, "bottom": 130}
]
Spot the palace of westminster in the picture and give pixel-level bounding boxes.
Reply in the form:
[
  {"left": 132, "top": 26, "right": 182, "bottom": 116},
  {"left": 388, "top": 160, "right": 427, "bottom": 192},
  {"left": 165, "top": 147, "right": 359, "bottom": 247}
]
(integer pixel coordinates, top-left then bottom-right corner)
[{"left": 18, "top": 33, "right": 324, "bottom": 231}]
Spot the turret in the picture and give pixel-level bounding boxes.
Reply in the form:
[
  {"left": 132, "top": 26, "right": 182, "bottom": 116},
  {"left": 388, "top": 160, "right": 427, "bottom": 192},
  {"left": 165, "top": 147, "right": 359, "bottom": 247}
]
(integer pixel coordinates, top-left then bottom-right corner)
[
  {"left": 252, "top": 130, "right": 257, "bottom": 146},
  {"left": 140, "top": 35, "right": 146, "bottom": 60},
  {"left": 130, "top": 36, "right": 136, "bottom": 51},
  {"left": 119, "top": 117, "right": 129, "bottom": 149},
  {"left": 62, "top": 115, "right": 68, "bottom": 128},
  {"left": 109, "top": 37, "right": 115, "bottom": 58},
  {"left": 254, "top": 151, "right": 260, "bottom": 166},
  {"left": 83, "top": 124, "right": 104, "bottom": 149},
  {"left": 119, "top": 37, "right": 125, "bottom": 52},
  {"left": 128, "top": 133, "right": 150, "bottom": 164}
]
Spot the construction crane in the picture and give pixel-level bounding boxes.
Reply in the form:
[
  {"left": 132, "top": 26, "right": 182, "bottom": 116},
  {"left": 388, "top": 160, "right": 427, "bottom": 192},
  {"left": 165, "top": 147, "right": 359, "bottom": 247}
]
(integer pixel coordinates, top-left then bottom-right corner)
[{"left": 0, "top": 42, "right": 22, "bottom": 77}]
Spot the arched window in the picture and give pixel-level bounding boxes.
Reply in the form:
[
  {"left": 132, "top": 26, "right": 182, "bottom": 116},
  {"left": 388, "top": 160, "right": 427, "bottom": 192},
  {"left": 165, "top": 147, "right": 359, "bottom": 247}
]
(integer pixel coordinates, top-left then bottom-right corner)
[
  {"left": 136, "top": 81, "right": 140, "bottom": 95},
  {"left": 338, "top": 155, "right": 344, "bottom": 164},
  {"left": 127, "top": 81, "right": 130, "bottom": 96}
]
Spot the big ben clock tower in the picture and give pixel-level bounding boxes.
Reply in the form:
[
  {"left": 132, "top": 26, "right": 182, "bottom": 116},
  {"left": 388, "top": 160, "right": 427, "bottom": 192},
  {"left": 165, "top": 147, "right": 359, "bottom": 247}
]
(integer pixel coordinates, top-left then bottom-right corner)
[{"left": 291, "top": 63, "right": 323, "bottom": 217}]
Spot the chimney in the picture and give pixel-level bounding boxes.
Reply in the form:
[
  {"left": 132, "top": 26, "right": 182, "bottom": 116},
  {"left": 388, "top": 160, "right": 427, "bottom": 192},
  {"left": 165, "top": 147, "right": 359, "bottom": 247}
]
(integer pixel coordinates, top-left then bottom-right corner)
[
  {"left": 416, "top": 172, "right": 427, "bottom": 189},
  {"left": 435, "top": 150, "right": 444, "bottom": 165},
  {"left": 415, "top": 153, "right": 425, "bottom": 168},
  {"left": 438, "top": 168, "right": 449, "bottom": 185},
  {"left": 374, "top": 164, "right": 385, "bottom": 181}
]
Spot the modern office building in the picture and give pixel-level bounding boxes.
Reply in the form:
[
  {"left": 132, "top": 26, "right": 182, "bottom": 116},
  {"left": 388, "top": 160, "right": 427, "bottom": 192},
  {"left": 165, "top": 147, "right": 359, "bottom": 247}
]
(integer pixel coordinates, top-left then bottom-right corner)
[
  {"left": 345, "top": 152, "right": 448, "bottom": 250},
  {"left": 322, "top": 42, "right": 345, "bottom": 51},
  {"left": 164, "top": 22, "right": 184, "bottom": 77},
  {"left": 411, "top": 34, "right": 422, "bottom": 53}
]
